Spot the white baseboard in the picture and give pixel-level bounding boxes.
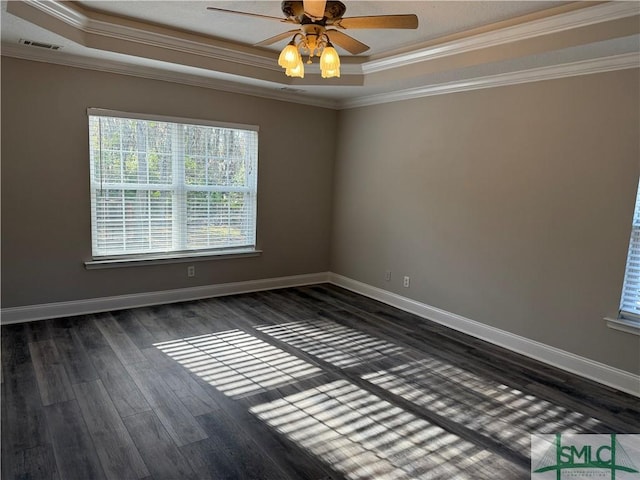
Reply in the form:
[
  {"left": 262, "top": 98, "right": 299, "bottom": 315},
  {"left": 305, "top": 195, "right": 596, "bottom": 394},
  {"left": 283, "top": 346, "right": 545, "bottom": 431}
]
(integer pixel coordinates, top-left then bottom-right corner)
[
  {"left": 329, "top": 273, "right": 640, "bottom": 398},
  {"left": 3, "top": 270, "right": 637, "bottom": 397},
  {"left": 0, "top": 272, "right": 330, "bottom": 325}
]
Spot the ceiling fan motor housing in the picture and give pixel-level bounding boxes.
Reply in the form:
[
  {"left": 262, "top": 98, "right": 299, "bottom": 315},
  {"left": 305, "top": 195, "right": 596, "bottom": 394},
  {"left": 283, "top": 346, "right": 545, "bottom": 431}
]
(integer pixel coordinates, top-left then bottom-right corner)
[{"left": 281, "top": 1, "right": 347, "bottom": 24}]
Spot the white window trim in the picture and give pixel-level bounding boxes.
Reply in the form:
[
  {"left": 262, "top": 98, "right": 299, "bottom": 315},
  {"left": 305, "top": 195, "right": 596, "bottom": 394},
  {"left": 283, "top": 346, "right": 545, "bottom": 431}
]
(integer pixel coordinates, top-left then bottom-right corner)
[
  {"left": 606, "top": 179, "right": 640, "bottom": 336},
  {"left": 605, "top": 315, "right": 640, "bottom": 336},
  {"left": 87, "top": 108, "right": 259, "bottom": 262},
  {"left": 84, "top": 248, "right": 262, "bottom": 269},
  {"left": 87, "top": 108, "right": 259, "bottom": 132}
]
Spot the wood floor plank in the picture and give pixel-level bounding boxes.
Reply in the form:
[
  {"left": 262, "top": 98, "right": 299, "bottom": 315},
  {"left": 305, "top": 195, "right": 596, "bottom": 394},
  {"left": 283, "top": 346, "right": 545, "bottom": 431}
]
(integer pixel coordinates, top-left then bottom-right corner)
[
  {"left": 76, "top": 320, "right": 152, "bottom": 417},
  {"left": 138, "top": 304, "right": 203, "bottom": 342},
  {"left": 1, "top": 326, "right": 50, "bottom": 452},
  {"left": 2, "top": 444, "right": 61, "bottom": 480},
  {"left": 164, "top": 302, "right": 216, "bottom": 338},
  {"left": 125, "top": 361, "right": 208, "bottom": 447},
  {"left": 75, "top": 315, "right": 112, "bottom": 351},
  {"left": 179, "top": 437, "right": 242, "bottom": 480},
  {"left": 28, "top": 339, "right": 75, "bottom": 406},
  {"left": 24, "top": 319, "right": 54, "bottom": 343},
  {"left": 92, "top": 347, "right": 153, "bottom": 417},
  {"left": 94, "top": 313, "right": 147, "bottom": 365},
  {"left": 2, "top": 323, "right": 30, "bottom": 368},
  {"left": 44, "top": 400, "right": 106, "bottom": 480},
  {"left": 111, "top": 310, "right": 158, "bottom": 349},
  {"left": 73, "top": 380, "right": 150, "bottom": 480},
  {"left": 51, "top": 319, "right": 99, "bottom": 384},
  {"left": 132, "top": 307, "right": 176, "bottom": 343},
  {"left": 141, "top": 343, "right": 185, "bottom": 369},
  {"left": 1, "top": 334, "right": 59, "bottom": 480},
  {"left": 123, "top": 410, "right": 198, "bottom": 480},
  {"left": 155, "top": 363, "right": 220, "bottom": 417},
  {"left": 195, "top": 411, "right": 296, "bottom": 480}
]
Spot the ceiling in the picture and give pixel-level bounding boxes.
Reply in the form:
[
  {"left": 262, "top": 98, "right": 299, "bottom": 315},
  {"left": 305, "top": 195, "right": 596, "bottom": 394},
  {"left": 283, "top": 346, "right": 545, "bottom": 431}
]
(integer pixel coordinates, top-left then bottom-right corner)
[{"left": 2, "top": 1, "right": 639, "bottom": 108}]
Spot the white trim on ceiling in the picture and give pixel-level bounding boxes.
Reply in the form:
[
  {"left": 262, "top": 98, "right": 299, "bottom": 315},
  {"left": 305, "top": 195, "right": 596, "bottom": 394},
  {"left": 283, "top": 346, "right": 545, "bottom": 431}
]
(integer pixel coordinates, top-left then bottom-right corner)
[
  {"left": 20, "top": 0, "right": 280, "bottom": 71},
  {"left": 343, "top": 53, "right": 640, "bottom": 109},
  {"left": 0, "top": 44, "right": 342, "bottom": 109},
  {"left": 364, "top": 1, "right": 640, "bottom": 73},
  {"left": 2, "top": 43, "right": 637, "bottom": 110}
]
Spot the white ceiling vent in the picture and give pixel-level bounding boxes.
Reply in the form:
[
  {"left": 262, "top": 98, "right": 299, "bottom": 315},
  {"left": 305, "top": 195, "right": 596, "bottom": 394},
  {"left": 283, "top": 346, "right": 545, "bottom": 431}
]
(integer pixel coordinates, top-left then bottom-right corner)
[{"left": 19, "top": 39, "right": 62, "bottom": 50}]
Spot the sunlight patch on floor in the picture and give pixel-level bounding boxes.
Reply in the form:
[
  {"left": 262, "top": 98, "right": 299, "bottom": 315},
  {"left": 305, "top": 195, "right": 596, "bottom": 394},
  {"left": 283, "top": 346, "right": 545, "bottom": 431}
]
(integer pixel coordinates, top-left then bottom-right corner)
[
  {"left": 154, "top": 329, "right": 322, "bottom": 398},
  {"left": 255, "top": 318, "right": 403, "bottom": 368},
  {"left": 250, "top": 379, "right": 506, "bottom": 480},
  {"left": 362, "top": 359, "right": 603, "bottom": 451}
]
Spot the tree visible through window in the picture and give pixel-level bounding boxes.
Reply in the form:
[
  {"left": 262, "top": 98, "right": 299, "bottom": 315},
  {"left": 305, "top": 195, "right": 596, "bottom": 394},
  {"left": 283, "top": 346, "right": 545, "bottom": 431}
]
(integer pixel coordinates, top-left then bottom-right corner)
[
  {"left": 88, "top": 109, "right": 258, "bottom": 258},
  {"left": 620, "top": 179, "right": 640, "bottom": 319}
]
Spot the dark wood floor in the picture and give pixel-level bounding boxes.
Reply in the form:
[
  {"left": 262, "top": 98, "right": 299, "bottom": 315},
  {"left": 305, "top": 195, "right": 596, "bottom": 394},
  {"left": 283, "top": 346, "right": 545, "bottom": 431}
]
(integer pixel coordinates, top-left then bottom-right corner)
[{"left": 2, "top": 284, "right": 639, "bottom": 480}]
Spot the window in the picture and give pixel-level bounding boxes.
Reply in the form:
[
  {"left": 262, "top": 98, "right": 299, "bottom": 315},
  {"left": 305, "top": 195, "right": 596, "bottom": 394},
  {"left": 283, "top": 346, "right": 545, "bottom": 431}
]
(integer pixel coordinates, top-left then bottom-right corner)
[
  {"left": 619, "top": 179, "right": 640, "bottom": 320},
  {"left": 88, "top": 109, "right": 258, "bottom": 260}
]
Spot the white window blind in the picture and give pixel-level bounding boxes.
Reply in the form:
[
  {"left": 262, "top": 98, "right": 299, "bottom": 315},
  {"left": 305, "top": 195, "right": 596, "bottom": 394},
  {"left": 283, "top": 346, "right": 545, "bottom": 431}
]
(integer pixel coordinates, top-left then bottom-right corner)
[
  {"left": 88, "top": 109, "right": 258, "bottom": 258},
  {"left": 620, "top": 179, "right": 640, "bottom": 319}
]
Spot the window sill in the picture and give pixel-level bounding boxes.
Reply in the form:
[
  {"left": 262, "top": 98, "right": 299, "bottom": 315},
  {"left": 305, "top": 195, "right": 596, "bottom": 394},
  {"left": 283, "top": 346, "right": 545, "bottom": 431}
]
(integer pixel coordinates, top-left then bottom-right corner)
[
  {"left": 605, "top": 316, "right": 640, "bottom": 336},
  {"left": 84, "top": 249, "right": 262, "bottom": 270}
]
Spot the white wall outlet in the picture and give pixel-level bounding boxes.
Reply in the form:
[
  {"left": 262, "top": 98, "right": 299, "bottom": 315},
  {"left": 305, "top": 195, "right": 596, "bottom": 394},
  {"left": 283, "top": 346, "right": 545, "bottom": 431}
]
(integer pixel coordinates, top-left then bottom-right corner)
[
  {"left": 385, "top": 270, "right": 391, "bottom": 281},
  {"left": 187, "top": 265, "right": 195, "bottom": 277},
  {"left": 403, "top": 276, "right": 410, "bottom": 288}
]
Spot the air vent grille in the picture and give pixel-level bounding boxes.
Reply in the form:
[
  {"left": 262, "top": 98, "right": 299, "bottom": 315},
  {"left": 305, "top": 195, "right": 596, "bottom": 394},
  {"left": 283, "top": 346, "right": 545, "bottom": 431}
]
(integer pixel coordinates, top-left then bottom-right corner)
[
  {"left": 280, "top": 87, "right": 305, "bottom": 93},
  {"left": 19, "top": 39, "right": 62, "bottom": 50}
]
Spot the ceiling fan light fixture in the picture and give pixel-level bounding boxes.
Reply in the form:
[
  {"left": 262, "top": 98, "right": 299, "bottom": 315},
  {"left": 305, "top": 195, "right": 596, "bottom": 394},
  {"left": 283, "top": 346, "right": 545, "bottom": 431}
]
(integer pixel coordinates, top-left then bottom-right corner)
[
  {"left": 321, "top": 67, "right": 340, "bottom": 79},
  {"left": 320, "top": 43, "right": 340, "bottom": 78},
  {"left": 278, "top": 41, "right": 300, "bottom": 69},
  {"left": 285, "top": 56, "right": 305, "bottom": 78},
  {"left": 210, "top": 1, "right": 419, "bottom": 81}
]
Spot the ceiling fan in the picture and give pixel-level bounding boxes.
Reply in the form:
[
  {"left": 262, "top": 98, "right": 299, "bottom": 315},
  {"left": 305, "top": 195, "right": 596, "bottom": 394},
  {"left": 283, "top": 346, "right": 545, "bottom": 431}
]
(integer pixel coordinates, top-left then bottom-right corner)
[{"left": 207, "top": 1, "right": 419, "bottom": 78}]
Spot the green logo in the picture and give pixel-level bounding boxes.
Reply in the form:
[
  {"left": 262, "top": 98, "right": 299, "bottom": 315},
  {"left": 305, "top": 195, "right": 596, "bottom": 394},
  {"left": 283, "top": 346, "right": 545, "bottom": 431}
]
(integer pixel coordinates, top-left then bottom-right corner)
[{"left": 531, "top": 434, "right": 640, "bottom": 479}]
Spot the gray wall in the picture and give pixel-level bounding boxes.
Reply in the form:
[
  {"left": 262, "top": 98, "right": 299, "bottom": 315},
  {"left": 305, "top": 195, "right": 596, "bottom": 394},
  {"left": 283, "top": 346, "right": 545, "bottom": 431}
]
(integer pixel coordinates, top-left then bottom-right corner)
[
  {"left": 3, "top": 56, "right": 639, "bottom": 375},
  {"left": 1, "top": 57, "right": 336, "bottom": 307},
  {"left": 331, "top": 70, "right": 640, "bottom": 374}
]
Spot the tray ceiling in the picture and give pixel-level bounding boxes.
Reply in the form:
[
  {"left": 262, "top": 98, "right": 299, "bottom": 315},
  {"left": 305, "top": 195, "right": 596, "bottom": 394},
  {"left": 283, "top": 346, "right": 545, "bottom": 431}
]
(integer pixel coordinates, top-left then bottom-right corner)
[{"left": 2, "top": 1, "right": 639, "bottom": 108}]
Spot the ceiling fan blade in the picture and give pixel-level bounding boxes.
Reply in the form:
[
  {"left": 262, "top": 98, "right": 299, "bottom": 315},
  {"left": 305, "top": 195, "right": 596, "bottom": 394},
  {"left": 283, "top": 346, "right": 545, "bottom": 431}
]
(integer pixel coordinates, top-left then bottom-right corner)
[
  {"left": 254, "top": 30, "right": 301, "bottom": 47},
  {"left": 326, "top": 30, "right": 369, "bottom": 55},
  {"left": 206, "top": 7, "right": 294, "bottom": 24},
  {"left": 337, "top": 14, "right": 419, "bottom": 30},
  {"left": 303, "top": 0, "right": 327, "bottom": 20}
]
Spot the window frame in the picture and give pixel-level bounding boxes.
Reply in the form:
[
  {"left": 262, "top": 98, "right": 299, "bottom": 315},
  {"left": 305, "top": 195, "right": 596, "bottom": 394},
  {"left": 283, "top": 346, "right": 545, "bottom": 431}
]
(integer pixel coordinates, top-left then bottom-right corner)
[
  {"left": 85, "top": 108, "right": 260, "bottom": 268},
  {"left": 606, "top": 178, "right": 640, "bottom": 336}
]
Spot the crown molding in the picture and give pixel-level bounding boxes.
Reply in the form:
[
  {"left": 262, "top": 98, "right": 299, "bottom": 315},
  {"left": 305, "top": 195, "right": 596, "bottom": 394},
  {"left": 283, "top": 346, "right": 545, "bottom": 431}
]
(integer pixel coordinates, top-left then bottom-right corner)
[
  {"left": 342, "top": 53, "right": 640, "bottom": 109},
  {"left": 363, "top": 2, "right": 640, "bottom": 74},
  {"left": 0, "top": 44, "right": 341, "bottom": 110},
  {"left": 23, "top": 0, "right": 87, "bottom": 27},
  {"left": 3, "top": 45, "right": 636, "bottom": 111},
  {"left": 10, "top": 0, "right": 280, "bottom": 71}
]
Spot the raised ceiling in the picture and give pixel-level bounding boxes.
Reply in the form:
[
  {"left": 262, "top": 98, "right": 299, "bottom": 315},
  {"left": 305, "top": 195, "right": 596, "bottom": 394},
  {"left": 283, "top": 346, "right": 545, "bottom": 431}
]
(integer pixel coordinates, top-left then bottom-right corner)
[{"left": 2, "top": 1, "right": 639, "bottom": 108}]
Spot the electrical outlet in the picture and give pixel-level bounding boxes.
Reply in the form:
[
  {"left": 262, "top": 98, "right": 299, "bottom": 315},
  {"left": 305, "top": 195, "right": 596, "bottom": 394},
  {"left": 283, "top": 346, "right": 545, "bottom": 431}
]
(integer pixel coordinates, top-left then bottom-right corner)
[
  {"left": 385, "top": 270, "right": 391, "bottom": 281},
  {"left": 403, "top": 276, "right": 410, "bottom": 288},
  {"left": 187, "top": 265, "right": 195, "bottom": 277}
]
